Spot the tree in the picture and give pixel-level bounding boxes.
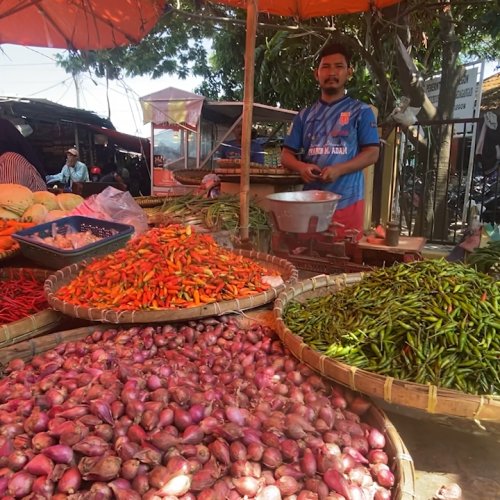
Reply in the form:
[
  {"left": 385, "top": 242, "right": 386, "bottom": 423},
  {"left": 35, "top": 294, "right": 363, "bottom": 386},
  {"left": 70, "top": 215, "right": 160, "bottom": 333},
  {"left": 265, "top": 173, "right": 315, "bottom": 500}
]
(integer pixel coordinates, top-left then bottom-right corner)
[
  {"left": 390, "top": 0, "right": 499, "bottom": 239},
  {"left": 57, "top": 1, "right": 498, "bottom": 117},
  {"left": 56, "top": 4, "right": 217, "bottom": 94},
  {"left": 57, "top": 0, "right": 499, "bottom": 238}
]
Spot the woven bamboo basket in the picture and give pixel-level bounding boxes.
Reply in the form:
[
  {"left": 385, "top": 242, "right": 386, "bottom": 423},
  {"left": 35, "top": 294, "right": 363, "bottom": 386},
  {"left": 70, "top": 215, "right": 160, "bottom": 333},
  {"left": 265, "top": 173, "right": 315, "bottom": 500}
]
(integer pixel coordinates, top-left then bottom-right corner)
[
  {"left": 215, "top": 166, "right": 296, "bottom": 175},
  {"left": 273, "top": 274, "right": 500, "bottom": 434},
  {"left": 232, "top": 309, "right": 415, "bottom": 500},
  {"left": 45, "top": 250, "right": 298, "bottom": 324},
  {"left": 362, "top": 403, "right": 415, "bottom": 500},
  {"left": 215, "top": 159, "right": 264, "bottom": 169},
  {"left": 0, "top": 242, "right": 20, "bottom": 262},
  {"left": 0, "top": 320, "right": 415, "bottom": 500},
  {"left": 133, "top": 195, "right": 170, "bottom": 208},
  {"left": 0, "top": 268, "right": 62, "bottom": 348},
  {"left": 0, "top": 325, "right": 98, "bottom": 371},
  {"left": 173, "top": 169, "right": 213, "bottom": 186}
]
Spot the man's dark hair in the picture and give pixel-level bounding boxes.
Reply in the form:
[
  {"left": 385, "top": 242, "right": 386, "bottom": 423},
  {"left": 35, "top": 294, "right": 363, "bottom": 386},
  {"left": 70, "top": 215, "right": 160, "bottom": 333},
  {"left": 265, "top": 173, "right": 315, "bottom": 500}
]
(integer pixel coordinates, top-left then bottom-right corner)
[{"left": 317, "top": 43, "right": 352, "bottom": 67}]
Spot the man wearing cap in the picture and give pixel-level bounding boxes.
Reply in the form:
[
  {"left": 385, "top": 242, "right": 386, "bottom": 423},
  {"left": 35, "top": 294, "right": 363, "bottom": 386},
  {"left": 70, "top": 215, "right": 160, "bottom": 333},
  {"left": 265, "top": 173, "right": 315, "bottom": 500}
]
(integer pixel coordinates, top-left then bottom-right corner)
[{"left": 60, "top": 148, "right": 89, "bottom": 188}]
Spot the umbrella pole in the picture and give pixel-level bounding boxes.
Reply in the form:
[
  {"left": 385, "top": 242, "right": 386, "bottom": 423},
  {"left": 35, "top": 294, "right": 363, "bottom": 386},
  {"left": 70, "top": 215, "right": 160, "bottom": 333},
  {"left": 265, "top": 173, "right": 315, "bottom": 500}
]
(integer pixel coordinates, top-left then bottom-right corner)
[{"left": 239, "top": 0, "right": 258, "bottom": 243}]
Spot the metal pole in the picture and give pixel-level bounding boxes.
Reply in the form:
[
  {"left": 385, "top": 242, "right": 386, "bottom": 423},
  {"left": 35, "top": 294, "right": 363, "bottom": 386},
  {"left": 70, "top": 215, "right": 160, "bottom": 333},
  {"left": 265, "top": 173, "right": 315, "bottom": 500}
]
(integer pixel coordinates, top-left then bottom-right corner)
[
  {"left": 199, "top": 119, "right": 241, "bottom": 170},
  {"left": 182, "top": 128, "right": 188, "bottom": 170},
  {"left": 196, "top": 120, "right": 201, "bottom": 169},
  {"left": 74, "top": 126, "right": 79, "bottom": 153}
]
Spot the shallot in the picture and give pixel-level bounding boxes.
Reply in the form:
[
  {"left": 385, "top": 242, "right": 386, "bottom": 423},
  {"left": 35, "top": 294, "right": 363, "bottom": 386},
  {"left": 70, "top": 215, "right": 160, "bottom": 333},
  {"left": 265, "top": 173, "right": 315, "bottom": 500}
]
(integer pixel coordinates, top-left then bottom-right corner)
[
  {"left": 157, "top": 474, "right": 191, "bottom": 496},
  {"left": 0, "top": 315, "right": 399, "bottom": 498}
]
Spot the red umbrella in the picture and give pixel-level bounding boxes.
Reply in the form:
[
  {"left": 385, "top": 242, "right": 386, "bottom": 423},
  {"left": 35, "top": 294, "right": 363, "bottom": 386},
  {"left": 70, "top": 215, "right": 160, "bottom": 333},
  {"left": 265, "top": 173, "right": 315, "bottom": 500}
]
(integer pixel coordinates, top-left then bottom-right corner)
[
  {"left": 213, "top": 0, "right": 401, "bottom": 18},
  {"left": 0, "top": 0, "right": 166, "bottom": 50},
  {"left": 209, "top": 0, "right": 401, "bottom": 241}
]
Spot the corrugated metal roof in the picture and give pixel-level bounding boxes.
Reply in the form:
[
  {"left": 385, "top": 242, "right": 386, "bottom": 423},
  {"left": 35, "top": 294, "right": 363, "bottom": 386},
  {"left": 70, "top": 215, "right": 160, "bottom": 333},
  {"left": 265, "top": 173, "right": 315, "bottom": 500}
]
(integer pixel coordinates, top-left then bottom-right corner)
[
  {"left": 0, "top": 96, "right": 149, "bottom": 155},
  {"left": 0, "top": 96, "right": 114, "bottom": 129}
]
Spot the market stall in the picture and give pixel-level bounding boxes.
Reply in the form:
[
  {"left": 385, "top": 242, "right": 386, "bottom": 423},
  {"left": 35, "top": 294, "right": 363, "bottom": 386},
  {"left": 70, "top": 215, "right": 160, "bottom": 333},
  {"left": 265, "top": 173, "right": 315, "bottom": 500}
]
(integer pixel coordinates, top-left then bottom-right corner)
[
  {"left": 0, "top": 199, "right": 416, "bottom": 498},
  {"left": 139, "top": 87, "right": 302, "bottom": 198},
  {"left": 1, "top": 182, "right": 500, "bottom": 498}
]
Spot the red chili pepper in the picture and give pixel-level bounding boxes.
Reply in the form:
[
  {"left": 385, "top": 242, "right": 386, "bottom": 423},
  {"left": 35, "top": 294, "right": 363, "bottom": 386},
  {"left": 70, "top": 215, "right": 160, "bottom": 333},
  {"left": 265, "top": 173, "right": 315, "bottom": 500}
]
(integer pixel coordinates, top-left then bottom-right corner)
[
  {"left": 55, "top": 225, "right": 280, "bottom": 311},
  {"left": 0, "top": 274, "right": 49, "bottom": 325}
]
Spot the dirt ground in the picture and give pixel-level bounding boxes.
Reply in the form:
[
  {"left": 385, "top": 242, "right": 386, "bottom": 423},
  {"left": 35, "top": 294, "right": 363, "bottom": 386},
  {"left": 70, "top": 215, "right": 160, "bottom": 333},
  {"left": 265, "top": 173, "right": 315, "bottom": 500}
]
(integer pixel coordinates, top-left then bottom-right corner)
[{"left": 385, "top": 409, "right": 500, "bottom": 500}]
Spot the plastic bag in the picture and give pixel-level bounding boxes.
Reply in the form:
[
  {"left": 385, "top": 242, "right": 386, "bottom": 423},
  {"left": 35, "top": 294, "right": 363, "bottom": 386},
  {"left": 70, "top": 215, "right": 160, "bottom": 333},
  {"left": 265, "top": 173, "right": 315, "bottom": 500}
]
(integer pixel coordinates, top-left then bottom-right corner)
[
  {"left": 69, "top": 186, "right": 148, "bottom": 236},
  {"left": 200, "top": 173, "right": 221, "bottom": 199},
  {"left": 390, "top": 96, "right": 420, "bottom": 127}
]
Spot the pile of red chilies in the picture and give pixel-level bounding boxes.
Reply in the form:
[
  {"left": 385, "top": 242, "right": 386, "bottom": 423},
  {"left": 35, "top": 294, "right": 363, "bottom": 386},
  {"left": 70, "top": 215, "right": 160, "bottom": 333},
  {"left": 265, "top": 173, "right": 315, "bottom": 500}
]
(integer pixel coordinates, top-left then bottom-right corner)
[{"left": 0, "top": 274, "right": 49, "bottom": 325}]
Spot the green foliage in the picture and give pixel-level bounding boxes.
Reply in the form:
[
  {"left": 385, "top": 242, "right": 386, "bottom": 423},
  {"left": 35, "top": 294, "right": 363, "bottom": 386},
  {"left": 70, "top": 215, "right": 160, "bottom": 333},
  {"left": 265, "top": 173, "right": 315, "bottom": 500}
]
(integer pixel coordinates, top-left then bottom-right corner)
[
  {"left": 401, "top": 0, "right": 499, "bottom": 80},
  {"left": 56, "top": 6, "right": 215, "bottom": 81},
  {"left": 55, "top": 0, "right": 500, "bottom": 121}
]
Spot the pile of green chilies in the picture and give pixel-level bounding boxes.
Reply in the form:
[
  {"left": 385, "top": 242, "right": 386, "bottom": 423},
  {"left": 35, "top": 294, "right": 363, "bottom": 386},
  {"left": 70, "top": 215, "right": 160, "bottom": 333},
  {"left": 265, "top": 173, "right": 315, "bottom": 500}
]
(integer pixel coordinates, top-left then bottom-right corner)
[
  {"left": 283, "top": 259, "right": 500, "bottom": 395},
  {"left": 159, "top": 194, "right": 270, "bottom": 232},
  {"left": 467, "top": 240, "right": 500, "bottom": 275}
]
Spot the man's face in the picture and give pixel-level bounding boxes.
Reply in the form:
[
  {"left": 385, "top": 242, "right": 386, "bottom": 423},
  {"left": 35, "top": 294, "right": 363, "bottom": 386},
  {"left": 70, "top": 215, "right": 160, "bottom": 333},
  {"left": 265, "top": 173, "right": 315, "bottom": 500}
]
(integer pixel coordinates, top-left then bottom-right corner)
[
  {"left": 66, "top": 153, "right": 77, "bottom": 167},
  {"left": 315, "top": 53, "right": 352, "bottom": 95}
]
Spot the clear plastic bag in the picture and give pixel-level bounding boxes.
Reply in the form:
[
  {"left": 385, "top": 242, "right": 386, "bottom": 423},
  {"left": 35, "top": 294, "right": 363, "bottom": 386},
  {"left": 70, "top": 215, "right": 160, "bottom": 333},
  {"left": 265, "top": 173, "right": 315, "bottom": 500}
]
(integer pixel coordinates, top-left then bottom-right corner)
[
  {"left": 69, "top": 186, "right": 148, "bottom": 236},
  {"left": 389, "top": 96, "right": 420, "bottom": 127}
]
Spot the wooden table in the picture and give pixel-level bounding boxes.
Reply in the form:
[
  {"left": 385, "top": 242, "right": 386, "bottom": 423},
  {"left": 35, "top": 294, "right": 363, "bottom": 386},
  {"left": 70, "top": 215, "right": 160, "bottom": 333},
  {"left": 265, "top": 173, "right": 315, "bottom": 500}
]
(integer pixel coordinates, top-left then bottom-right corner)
[{"left": 352, "top": 236, "right": 427, "bottom": 266}]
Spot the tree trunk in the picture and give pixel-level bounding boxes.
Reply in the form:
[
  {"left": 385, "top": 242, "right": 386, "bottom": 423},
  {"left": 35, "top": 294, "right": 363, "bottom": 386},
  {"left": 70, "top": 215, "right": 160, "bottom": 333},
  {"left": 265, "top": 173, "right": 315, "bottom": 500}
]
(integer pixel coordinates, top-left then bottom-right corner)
[
  {"left": 421, "top": 2, "right": 463, "bottom": 240},
  {"left": 421, "top": 124, "right": 453, "bottom": 239},
  {"left": 395, "top": 1, "right": 464, "bottom": 240}
]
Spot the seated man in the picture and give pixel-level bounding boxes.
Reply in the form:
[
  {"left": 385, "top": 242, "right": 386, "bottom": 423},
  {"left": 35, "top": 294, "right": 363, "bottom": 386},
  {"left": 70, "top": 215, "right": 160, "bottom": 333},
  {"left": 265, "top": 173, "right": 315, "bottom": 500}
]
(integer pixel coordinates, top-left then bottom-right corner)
[
  {"left": 217, "top": 122, "right": 265, "bottom": 164},
  {"left": 47, "top": 148, "right": 89, "bottom": 189}
]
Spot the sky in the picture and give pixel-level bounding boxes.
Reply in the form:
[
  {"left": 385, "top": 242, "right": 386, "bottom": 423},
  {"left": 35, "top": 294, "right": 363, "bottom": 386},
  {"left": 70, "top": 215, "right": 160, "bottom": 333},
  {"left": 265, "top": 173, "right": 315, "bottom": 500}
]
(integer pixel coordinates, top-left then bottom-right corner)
[
  {"left": 0, "top": 44, "right": 498, "bottom": 140},
  {"left": 0, "top": 44, "right": 203, "bottom": 138}
]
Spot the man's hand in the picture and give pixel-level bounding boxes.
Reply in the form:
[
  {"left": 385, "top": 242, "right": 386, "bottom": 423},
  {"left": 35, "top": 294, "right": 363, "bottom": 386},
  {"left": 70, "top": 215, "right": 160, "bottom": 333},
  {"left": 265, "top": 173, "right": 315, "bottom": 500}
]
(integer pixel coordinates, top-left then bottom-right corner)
[
  {"left": 319, "top": 147, "right": 379, "bottom": 183},
  {"left": 298, "top": 164, "right": 322, "bottom": 183},
  {"left": 281, "top": 148, "right": 322, "bottom": 183},
  {"left": 320, "top": 165, "right": 343, "bottom": 183}
]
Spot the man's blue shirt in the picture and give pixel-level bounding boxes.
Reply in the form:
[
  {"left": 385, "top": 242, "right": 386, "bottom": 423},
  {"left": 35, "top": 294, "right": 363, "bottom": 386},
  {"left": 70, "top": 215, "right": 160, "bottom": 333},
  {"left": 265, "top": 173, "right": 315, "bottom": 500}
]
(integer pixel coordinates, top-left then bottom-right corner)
[{"left": 284, "top": 96, "right": 379, "bottom": 209}]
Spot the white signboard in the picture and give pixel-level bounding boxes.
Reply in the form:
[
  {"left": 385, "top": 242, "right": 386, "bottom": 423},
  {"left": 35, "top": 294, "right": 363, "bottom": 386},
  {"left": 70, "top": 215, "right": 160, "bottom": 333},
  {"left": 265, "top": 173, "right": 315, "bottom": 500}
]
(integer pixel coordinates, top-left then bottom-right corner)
[{"left": 424, "top": 67, "right": 479, "bottom": 134}]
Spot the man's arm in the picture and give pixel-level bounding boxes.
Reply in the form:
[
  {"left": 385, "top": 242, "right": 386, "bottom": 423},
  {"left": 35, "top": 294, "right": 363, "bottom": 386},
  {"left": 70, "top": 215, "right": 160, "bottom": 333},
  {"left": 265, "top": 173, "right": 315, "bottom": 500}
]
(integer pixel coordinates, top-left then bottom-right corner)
[
  {"left": 281, "top": 147, "right": 322, "bottom": 183},
  {"left": 80, "top": 164, "right": 90, "bottom": 182},
  {"left": 60, "top": 165, "right": 69, "bottom": 185},
  {"left": 73, "top": 163, "right": 88, "bottom": 182},
  {"left": 319, "top": 146, "right": 379, "bottom": 183}
]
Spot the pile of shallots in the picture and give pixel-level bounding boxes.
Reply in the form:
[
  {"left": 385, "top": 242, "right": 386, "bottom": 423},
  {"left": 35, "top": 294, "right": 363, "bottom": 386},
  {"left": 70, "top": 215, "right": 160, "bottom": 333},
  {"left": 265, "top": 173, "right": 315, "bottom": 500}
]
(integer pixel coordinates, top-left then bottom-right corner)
[{"left": 0, "top": 316, "right": 397, "bottom": 499}]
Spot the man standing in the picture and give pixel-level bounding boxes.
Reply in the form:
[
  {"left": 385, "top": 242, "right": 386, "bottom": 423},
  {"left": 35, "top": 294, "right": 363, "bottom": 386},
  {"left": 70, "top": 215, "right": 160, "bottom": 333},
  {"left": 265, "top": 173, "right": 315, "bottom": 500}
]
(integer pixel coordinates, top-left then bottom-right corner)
[
  {"left": 281, "top": 43, "right": 380, "bottom": 239},
  {"left": 60, "top": 148, "right": 89, "bottom": 188}
]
